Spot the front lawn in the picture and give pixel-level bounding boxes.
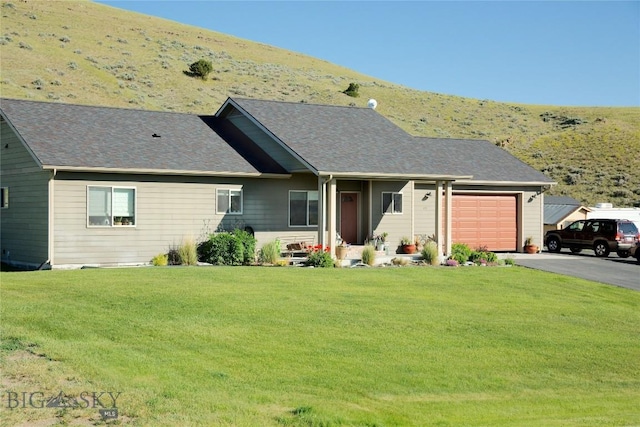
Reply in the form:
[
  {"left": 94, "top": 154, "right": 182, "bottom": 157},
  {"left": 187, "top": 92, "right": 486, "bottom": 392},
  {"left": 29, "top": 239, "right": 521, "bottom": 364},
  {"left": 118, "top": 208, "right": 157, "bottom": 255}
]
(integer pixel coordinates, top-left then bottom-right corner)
[{"left": 1, "top": 267, "right": 639, "bottom": 426}]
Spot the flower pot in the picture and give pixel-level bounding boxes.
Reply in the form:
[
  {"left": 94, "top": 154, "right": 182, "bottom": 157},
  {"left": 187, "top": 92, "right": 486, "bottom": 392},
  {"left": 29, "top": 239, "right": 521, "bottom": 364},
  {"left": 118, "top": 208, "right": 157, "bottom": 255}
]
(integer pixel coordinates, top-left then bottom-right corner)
[
  {"left": 335, "top": 245, "right": 348, "bottom": 260},
  {"left": 524, "top": 244, "right": 538, "bottom": 254},
  {"left": 402, "top": 244, "right": 416, "bottom": 254}
]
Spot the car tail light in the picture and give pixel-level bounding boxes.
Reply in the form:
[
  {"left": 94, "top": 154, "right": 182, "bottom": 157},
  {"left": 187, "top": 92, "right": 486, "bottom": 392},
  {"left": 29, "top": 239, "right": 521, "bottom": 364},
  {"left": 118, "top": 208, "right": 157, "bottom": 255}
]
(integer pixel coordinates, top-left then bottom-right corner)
[{"left": 615, "top": 231, "right": 623, "bottom": 241}]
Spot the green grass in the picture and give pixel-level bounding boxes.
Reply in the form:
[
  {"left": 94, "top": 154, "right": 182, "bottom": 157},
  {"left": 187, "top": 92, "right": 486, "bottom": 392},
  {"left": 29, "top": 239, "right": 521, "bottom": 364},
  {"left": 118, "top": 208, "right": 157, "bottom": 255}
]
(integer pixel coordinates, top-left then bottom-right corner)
[
  {"left": 1, "top": 1, "right": 639, "bottom": 207},
  {"left": 1, "top": 267, "right": 639, "bottom": 426}
]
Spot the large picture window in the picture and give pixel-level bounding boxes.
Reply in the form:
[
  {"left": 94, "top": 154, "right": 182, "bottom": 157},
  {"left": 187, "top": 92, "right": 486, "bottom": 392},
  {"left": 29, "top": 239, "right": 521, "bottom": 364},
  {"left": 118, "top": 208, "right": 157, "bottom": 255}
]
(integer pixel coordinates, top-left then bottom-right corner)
[
  {"left": 289, "top": 190, "right": 318, "bottom": 227},
  {"left": 88, "top": 186, "right": 136, "bottom": 227},
  {"left": 217, "top": 189, "right": 243, "bottom": 214},
  {"left": 382, "top": 192, "right": 403, "bottom": 214}
]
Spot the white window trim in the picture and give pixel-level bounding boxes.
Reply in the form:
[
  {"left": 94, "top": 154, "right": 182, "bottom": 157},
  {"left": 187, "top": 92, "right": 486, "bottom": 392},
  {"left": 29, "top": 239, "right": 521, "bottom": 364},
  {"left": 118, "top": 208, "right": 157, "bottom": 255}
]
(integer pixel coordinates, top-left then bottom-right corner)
[
  {"left": 216, "top": 188, "right": 243, "bottom": 215},
  {"left": 0, "top": 187, "right": 8, "bottom": 209},
  {"left": 87, "top": 185, "right": 137, "bottom": 228},
  {"left": 288, "top": 190, "right": 319, "bottom": 228},
  {"left": 382, "top": 191, "right": 403, "bottom": 215}
]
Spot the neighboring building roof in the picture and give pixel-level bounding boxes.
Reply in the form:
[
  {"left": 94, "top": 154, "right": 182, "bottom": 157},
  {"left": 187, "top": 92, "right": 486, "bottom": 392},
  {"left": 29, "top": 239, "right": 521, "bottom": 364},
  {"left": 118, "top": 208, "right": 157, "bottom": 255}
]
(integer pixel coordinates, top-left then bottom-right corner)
[
  {"left": 224, "top": 98, "right": 471, "bottom": 179},
  {"left": 545, "top": 195, "right": 582, "bottom": 206},
  {"left": 412, "top": 137, "right": 555, "bottom": 184},
  {"left": 0, "top": 98, "right": 279, "bottom": 176},
  {"left": 543, "top": 196, "right": 590, "bottom": 225}
]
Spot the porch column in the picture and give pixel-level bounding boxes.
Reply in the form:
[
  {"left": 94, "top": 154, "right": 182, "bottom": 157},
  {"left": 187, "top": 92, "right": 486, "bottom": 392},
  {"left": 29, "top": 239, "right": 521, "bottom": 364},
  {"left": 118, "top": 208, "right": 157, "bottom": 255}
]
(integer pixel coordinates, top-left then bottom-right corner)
[
  {"left": 328, "top": 178, "right": 337, "bottom": 256},
  {"left": 318, "top": 176, "right": 325, "bottom": 249},
  {"left": 434, "top": 181, "right": 444, "bottom": 257},
  {"left": 444, "top": 181, "right": 452, "bottom": 257}
]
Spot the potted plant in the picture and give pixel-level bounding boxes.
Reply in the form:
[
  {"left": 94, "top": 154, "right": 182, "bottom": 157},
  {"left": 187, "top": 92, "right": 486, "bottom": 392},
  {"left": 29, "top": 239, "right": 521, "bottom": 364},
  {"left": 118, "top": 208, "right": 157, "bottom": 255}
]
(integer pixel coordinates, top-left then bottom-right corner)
[
  {"left": 114, "top": 216, "right": 123, "bottom": 226},
  {"left": 400, "top": 236, "right": 416, "bottom": 254},
  {"left": 524, "top": 236, "right": 538, "bottom": 254},
  {"left": 335, "top": 242, "right": 348, "bottom": 260}
]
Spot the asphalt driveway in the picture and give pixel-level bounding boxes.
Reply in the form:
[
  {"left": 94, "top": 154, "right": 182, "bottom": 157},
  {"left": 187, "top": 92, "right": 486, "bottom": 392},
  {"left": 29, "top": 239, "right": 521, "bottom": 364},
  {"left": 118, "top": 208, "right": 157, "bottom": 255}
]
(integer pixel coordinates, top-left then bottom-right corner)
[{"left": 512, "top": 251, "right": 639, "bottom": 291}]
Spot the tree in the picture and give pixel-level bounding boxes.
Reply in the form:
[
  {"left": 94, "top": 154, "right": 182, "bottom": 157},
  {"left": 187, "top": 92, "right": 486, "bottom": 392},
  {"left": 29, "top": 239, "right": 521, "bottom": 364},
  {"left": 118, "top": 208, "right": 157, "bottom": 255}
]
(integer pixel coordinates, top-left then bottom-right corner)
[{"left": 188, "top": 59, "right": 213, "bottom": 79}]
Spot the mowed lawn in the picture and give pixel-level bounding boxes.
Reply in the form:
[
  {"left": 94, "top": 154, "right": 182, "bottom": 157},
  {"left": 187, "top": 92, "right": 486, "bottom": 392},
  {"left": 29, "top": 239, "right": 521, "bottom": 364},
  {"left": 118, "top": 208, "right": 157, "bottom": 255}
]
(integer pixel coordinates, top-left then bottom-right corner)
[{"left": 1, "top": 266, "right": 639, "bottom": 426}]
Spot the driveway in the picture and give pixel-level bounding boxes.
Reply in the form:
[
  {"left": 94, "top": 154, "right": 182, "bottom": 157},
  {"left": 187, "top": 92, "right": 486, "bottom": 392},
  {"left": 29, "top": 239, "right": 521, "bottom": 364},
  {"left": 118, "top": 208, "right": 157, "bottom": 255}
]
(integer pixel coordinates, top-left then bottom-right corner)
[{"left": 509, "top": 251, "right": 640, "bottom": 291}]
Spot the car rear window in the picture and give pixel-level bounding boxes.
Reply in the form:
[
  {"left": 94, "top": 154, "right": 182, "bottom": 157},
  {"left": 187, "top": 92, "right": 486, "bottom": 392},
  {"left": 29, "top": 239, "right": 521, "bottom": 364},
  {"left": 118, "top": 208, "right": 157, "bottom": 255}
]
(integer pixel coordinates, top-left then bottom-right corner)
[{"left": 619, "top": 222, "right": 639, "bottom": 234}]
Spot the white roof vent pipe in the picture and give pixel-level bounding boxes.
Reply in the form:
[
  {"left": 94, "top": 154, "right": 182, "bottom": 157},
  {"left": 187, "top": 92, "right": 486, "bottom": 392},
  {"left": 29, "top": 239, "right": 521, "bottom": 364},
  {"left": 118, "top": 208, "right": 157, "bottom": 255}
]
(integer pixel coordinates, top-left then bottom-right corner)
[{"left": 367, "top": 99, "right": 377, "bottom": 110}]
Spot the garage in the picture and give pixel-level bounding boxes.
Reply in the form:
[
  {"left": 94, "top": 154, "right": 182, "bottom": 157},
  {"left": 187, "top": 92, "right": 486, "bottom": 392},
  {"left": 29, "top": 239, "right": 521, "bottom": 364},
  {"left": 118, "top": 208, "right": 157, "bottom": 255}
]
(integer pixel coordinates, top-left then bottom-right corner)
[{"left": 451, "top": 194, "right": 517, "bottom": 251}]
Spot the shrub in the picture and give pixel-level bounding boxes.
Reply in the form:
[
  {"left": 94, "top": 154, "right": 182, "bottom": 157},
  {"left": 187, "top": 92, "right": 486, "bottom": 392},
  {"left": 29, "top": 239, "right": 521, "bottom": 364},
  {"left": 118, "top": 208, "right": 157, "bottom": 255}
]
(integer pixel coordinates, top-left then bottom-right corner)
[
  {"left": 198, "top": 232, "right": 243, "bottom": 266},
  {"left": 342, "top": 82, "right": 360, "bottom": 97},
  {"left": 151, "top": 253, "right": 168, "bottom": 266},
  {"left": 360, "top": 245, "right": 376, "bottom": 266},
  {"left": 178, "top": 238, "right": 198, "bottom": 266},
  {"left": 259, "top": 240, "right": 281, "bottom": 264},
  {"left": 469, "top": 250, "right": 498, "bottom": 265},
  {"left": 233, "top": 228, "right": 256, "bottom": 265},
  {"left": 450, "top": 243, "right": 472, "bottom": 264},
  {"left": 305, "top": 249, "right": 334, "bottom": 268},
  {"left": 421, "top": 241, "right": 440, "bottom": 266},
  {"left": 503, "top": 256, "right": 516, "bottom": 266},
  {"left": 167, "top": 247, "right": 180, "bottom": 265},
  {"left": 188, "top": 59, "right": 213, "bottom": 79}
]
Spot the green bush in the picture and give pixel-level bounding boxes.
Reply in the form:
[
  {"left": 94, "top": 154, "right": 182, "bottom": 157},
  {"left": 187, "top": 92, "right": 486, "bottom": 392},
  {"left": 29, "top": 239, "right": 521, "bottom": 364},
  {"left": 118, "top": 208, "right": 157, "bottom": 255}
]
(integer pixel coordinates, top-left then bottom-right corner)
[
  {"left": 233, "top": 228, "right": 256, "bottom": 264},
  {"left": 259, "top": 240, "right": 281, "bottom": 264},
  {"left": 450, "top": 243, "right": 472, "bottom": 264},
  {"left": 197, "top": 230, "right": 256, "bottom": 265},
  {"left": 469, "top": 250, "right": 498, "bottom": 265},
  {"left": 360, "top": 245, "right": 376, "bottom": 266},
  {"left": 188, "top": 59, "right": 213, "bottom": 79},
  {"left": 305, "top": 249, "right": 334, "bottom": 268},
  {"left": 421, "top": 241, "right": 440, "bottom": 266},
  {"left": 342, "top": 82, "right": 360, "bottom": 97},
  {"left": 151, "top": 253, "right": 168, "bottom": 266},
  {"left": 178, "top": 238, "right": 198, "bottom": 266}
]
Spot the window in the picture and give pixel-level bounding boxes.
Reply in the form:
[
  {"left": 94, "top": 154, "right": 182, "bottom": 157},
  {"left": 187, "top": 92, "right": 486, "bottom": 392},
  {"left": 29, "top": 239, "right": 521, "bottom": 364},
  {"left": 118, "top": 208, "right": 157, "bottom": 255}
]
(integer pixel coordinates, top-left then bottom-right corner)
[
  {"left": 382, "top": 192, "right": 403, "bottom": 214},
  {"left": 87, "top": 186, "right": 136, "bottom": 227},
  {"left": 216, "top": 189, "right": 243, "bottom": 214},
  {"left": 289, "top": 190, "right": 318, "bottom": 227},
  {"left": 0, "top": 187, "right": 7, "bottom": 209}
]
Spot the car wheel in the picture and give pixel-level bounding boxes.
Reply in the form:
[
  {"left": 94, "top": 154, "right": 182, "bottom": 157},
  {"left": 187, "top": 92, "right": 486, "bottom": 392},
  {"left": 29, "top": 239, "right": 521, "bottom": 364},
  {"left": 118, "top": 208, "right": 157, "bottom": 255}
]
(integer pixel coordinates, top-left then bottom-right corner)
[
  {"left": 616, "top": 251, "right": 630, "bottom": 258},
  {"left": 546, "top": 236, "right": 561, "bottom": 253},
  {"left": 593, "top": 241, "right": 610, "bottom": 257},
  {"left": 570, "top": 247, "right": 582, "bottom": 254}
]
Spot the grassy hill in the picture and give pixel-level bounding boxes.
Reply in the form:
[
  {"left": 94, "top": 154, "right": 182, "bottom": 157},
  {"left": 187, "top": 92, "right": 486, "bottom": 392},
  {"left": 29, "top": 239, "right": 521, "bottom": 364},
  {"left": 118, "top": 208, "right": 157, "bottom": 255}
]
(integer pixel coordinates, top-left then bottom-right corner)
[{"left": 1, "top": 0, "right": 639, "bottom": 207}]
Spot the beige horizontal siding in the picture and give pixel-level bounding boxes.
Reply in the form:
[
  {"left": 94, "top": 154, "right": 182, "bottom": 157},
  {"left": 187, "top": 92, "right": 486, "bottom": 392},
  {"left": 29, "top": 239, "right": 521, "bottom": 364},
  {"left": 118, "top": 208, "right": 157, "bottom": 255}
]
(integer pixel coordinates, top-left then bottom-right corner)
[
  {"left": 52, "top": 172, "right": 320, "bottom": 266},
  {"left": 0, "top": 123, "right": 50, "bottom": 265}
]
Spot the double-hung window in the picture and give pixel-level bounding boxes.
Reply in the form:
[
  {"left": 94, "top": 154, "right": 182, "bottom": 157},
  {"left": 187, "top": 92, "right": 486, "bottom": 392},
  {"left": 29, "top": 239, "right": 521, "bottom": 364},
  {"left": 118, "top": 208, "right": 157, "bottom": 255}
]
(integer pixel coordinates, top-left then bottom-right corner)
[
  {"left": 382, "top": 192, "right": 403, "bottom": 214},
  {"left": 217, "top": 189, "right": 243, "bottom": 214},
  {"left": 87, "top": 186, "right": 136, "bottom": 227},
  {"left": 289, "top": 190, "right": 318, "bottom": 227}
]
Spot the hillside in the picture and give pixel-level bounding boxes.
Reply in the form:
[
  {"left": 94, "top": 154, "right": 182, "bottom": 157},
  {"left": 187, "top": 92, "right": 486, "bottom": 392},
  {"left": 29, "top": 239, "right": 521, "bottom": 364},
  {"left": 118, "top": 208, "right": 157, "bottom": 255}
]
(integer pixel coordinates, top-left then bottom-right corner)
[{"left": 1, "top": 0, "right": 639, "bottom": 207}]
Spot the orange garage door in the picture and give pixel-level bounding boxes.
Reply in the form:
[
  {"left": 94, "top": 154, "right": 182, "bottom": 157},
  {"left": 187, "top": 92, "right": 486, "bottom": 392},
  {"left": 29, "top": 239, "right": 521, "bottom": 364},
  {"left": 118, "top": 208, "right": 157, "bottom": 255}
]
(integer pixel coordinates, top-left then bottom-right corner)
[{"left": 451, "top": 195, "right": 517, "bottom": 251}]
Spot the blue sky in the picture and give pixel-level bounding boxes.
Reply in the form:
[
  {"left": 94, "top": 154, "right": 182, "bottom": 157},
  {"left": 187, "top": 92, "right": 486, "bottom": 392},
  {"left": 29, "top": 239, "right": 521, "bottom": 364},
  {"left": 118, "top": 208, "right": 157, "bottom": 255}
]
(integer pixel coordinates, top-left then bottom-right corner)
[{"left": 97, "top": 1, "right": 639, "bottom": 107}]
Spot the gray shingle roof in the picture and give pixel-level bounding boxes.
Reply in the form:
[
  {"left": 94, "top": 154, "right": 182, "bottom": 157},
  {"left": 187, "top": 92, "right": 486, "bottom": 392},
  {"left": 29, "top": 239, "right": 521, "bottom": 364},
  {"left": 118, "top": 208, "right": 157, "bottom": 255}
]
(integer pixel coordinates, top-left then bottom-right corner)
[
  {"left": 230, "top": 98, "right": 463, "bottom": 177},
  {"left": 412, "top": 137, "right": 555, "bottom": 183},
  {"left": 230, "top": 98, "right": 553, "bottom": 183},
  {"left": 0, "top": 98, "right": 266, "bottom": 175}
]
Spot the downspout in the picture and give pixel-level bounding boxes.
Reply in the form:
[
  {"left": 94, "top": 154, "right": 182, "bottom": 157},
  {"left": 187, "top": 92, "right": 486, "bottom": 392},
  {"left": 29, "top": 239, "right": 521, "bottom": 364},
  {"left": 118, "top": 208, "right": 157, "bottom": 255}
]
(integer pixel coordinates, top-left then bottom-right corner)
[{"left": 47, "top": 168, "right": 57, "bottom": 268}]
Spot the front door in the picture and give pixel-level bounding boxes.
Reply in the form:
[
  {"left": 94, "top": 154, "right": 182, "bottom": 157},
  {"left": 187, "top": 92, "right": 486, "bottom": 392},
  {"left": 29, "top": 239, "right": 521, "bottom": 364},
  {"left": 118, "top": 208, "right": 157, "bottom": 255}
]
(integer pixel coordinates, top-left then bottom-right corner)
[{"left": 340, "top": 192, "right": 358, "bottom": 245}]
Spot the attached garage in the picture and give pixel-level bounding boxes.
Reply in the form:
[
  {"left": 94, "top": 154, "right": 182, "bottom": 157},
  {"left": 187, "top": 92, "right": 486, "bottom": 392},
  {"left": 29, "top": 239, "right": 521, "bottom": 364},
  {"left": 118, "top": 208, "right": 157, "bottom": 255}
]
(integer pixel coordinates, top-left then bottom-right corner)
[{"left": 451, "top": 194, "right": 517, "bottom": 251}]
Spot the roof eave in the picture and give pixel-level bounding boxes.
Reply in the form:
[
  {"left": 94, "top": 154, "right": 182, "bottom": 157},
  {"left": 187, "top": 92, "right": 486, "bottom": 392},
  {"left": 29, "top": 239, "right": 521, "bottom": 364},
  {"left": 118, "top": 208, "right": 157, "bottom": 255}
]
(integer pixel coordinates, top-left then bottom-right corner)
[
  {"left": 42, "top": 165, "right": 291, "bottom": 179},
  {"left": 320, "top": 171, "right": 472, "bottom": 181},
  {"left": 453, "top": 179, "right": 557, "bottom": 186}
]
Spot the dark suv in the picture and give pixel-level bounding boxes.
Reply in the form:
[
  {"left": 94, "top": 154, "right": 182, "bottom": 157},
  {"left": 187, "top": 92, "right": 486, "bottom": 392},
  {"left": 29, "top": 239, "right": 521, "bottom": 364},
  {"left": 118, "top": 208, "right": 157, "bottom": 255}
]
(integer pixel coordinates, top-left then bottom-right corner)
[{"left": 545, "top": 219, "right": 639, "bottom": 257}]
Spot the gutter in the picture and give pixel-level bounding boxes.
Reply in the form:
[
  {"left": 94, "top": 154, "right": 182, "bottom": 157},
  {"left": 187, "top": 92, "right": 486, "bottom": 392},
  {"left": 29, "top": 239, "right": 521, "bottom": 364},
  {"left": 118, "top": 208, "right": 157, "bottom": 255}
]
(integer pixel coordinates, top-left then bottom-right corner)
[{"left": 41, "top": 165, "right": 292, "bottom": 179}]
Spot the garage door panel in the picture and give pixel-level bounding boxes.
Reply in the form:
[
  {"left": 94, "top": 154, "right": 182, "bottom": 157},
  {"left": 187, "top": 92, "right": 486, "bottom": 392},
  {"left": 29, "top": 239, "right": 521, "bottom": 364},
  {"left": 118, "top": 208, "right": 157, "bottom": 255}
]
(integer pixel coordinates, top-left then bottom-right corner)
[{"left": 451, "top": 195, "right": 517, "bottom": 251}]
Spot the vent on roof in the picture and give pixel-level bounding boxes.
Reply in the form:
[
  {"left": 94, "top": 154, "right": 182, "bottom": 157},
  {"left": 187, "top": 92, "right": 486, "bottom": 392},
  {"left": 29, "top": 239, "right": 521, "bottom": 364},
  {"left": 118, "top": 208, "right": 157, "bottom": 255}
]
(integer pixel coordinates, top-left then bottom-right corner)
[
  {"left": 367, "top": 99, "right": 377, "bottom": 110},
  {"left": 152, "top": 133, "right": 161, "bottom": 138}
]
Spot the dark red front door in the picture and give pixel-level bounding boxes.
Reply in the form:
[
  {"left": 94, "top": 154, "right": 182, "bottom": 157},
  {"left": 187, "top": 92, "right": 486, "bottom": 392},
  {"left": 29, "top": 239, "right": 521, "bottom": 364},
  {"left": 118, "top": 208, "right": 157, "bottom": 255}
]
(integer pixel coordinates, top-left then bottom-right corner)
[{"left": 340, "top": 193, "right": 358, "bottom": 244}]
